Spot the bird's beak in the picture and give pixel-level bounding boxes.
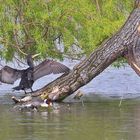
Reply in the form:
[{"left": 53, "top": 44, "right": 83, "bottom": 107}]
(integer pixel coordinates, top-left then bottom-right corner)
[{"left": 32, "top": 53, "right": 41, "bottom": 59}]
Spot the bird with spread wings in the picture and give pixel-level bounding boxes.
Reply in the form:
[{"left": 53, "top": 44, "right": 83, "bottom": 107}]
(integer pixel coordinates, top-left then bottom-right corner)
[{"left": 0, "top": 55, "right": 70, "bottom": 93}]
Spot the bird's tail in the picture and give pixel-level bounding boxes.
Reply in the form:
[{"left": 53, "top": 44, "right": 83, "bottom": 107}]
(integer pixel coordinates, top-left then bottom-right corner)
[{"left": 12, "top": 86, "right": 21, "bottom": 90}]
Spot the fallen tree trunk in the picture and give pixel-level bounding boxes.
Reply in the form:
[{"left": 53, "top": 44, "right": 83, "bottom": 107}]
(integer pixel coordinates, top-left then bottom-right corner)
[{"left": 13, "top": 0, "right": 140, "bottom": 103}]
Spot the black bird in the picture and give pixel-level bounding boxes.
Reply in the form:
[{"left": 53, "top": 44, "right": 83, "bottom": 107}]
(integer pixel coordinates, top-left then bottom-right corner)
[
  {"left": 0, "top": 55, "right": 70, "bottom": 93},
  {"left": 13, "top": 54, "right": 35, "bottom": 93}
]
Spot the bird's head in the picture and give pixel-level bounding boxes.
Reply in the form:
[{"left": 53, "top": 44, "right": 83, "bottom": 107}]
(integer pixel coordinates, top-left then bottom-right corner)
[
  {"left": 27, "top": 53, "right": 40, "bottom": 67},
  {"left": 40, "top": 99, "right": 53, "bottom": 108},
  {"left": 44, "top": 99, "right": 53, "bottom": 106}
]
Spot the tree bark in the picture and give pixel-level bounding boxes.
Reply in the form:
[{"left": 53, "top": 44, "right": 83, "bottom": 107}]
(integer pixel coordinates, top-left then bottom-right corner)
[{"left": 13, "top": 0, "right": 140, "bottom": 103}]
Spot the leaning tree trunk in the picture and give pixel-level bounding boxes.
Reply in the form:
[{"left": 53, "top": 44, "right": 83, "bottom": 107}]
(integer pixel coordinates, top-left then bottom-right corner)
[{"left": 14, "top": 0, "right": 140, "bottom": 103}]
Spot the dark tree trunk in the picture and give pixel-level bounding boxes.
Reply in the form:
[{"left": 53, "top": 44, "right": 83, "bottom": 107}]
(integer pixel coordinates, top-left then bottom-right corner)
[{"left": 13, "top": 0, "right": 140, "bottom": 103}]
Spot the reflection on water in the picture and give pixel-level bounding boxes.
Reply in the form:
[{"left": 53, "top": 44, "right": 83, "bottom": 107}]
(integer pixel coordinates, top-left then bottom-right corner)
[{"left": 0, "top": 100, "right": 140, "bottom": 140}]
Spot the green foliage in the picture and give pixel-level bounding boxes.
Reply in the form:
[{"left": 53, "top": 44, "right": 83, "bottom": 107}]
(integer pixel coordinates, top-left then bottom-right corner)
[
  {"left": 0, "top": 0, "right": 133, "bottom": 61},
  {"left": 112, "top": 57, "right": 127, "bottom": 68}
]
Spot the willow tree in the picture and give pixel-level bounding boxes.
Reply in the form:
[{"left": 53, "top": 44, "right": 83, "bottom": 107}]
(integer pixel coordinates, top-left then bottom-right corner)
[
  {"left": 0, "top": 0, "right": 132, "bottom": 60},
  {"left": 31, "top": 0, "right": 140, "bottom": 101},
  {"left": 1, "top": 0, "right": 140, "bottom": 102}
]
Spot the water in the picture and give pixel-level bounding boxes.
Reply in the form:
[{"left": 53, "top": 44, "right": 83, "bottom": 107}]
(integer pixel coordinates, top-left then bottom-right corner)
[
  {"left": 0, "top": 100, "right": 140, "bottom": 140},
  {"left": 1, "top": 60, "right": 140, "bottom": 140}
]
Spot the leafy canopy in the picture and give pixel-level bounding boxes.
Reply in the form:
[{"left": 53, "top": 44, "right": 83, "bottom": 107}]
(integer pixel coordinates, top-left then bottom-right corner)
[{"left": 0, "top": 0, "right": 133, "bottom": 61}]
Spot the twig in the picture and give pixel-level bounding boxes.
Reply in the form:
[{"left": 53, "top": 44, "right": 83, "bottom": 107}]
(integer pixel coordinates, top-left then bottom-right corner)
[
  {"left": 119, "top": 95, "right": 124, "bottom": 107},
  {"left": 14, "top": 56, "right": 26, "bottom": 65}
]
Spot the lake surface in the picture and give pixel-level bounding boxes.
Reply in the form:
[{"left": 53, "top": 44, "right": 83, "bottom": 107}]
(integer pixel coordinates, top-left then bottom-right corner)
[
  {"left": 0, "top": 99, "right": 140, "bottom": 140},
  {"left": 1, "top": 61, "right": 140, "bottom": 140}
]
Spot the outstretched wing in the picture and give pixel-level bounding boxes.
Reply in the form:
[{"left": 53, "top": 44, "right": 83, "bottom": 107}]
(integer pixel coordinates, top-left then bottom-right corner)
[
  {"left": 0, "top": 66, "right": 22, "bottom": 84},
  {"left": 33, "top": 59, "right": 70, "bottom": 81},
  {"left": 125, "top": 37, "right": 140, "bottom": 76}
]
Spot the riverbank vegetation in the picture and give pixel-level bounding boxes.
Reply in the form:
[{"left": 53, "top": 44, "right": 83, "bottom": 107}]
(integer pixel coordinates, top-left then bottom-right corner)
[{"left": 0, "top": 0, "right": 133, "bottom": 61}]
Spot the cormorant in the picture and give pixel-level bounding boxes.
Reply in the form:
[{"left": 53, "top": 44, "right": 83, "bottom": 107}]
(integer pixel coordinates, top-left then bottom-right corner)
[
  {"left": 0, "top": 54, "right": 70, "bottom": 93},
  {"left": 13, "top": 54, "right": 36, "bottom": 93}
]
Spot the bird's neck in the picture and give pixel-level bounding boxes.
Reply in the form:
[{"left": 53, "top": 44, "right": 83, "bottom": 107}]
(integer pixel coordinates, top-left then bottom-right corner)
[
  {"left": 28, "top": 63, "right": 34, "bottom": 68},
  {"left": 27, "top": 54, "right": 34, "bottom": 68},
  {"left": 27, "top": 59, "right": 34, "bottom": 68}
]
